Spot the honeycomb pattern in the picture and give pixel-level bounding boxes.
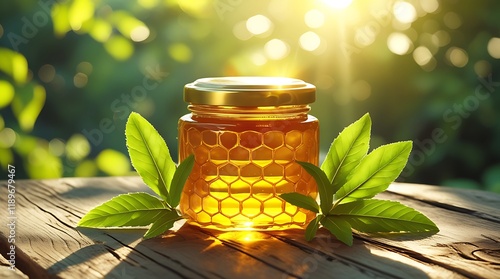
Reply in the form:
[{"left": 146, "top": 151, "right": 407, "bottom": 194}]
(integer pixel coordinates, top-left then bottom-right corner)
[{"left": 179, "top": 118, "right": 319, "bottom": 230}]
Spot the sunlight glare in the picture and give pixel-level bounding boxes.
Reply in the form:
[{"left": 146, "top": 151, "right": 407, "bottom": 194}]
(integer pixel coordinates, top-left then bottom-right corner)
[
  {"left": 217, "top": 231, "right": 270, "bottom": 242},
  {"left": 355, "top": 27, "right": 376, "bottom": 47},
  {"left": 323, "top": 0, "right": 353, "bottom": 10}
]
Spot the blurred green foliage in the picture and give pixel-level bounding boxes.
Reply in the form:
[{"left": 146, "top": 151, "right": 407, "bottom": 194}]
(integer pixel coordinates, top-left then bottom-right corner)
[{"left": 0, "top": 0, "right": 499, "bottom": 193}]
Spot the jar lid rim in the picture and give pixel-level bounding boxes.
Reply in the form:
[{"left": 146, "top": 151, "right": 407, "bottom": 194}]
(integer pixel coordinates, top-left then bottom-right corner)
[{"left": 184, "top": 76, "right": 315, "bottom": 106}]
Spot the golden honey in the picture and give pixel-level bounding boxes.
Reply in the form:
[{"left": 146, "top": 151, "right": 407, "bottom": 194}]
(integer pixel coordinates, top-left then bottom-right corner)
[{"left": 178, "top": 77, "right": 319, "bottom": 230}]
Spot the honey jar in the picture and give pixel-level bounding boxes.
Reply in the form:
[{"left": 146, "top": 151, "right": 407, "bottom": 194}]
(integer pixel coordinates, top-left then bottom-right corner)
[{"left": 178, "top": 77, "right": 319, "bottom": 230}]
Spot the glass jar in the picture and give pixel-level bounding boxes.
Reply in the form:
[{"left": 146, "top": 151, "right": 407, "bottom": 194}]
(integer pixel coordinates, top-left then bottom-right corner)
[{"left": 178, "top": 77, "right": 319, "bottom": 230}]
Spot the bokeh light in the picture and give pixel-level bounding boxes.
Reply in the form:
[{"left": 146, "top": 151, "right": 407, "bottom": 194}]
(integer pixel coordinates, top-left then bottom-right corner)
[
  {"left": 2, "top": 0, "right": 500, "bottom": 192},
  {"left": 387, "top": 32, "right": 413, "bottom": 55},
  {"left": 66, "top": 134, "right": 90, "bottom": 162},
  {"left": 251, "top": 53, "right": 267, "bottom": 66},
  {"left": 304, "top": 10, "right": 325, "bottom": 28},
  {"left": 446, "top": 47, "right": 468, "bottom": 67},
  {"left": 0, "top": 128, "right": 16, "bottom": 148},
  {"left": 96, "top": 149, "right": 130, "bottom": 176},
  {"left": 419, "top": 0, "right": 440, "bottom": 13},
  {"left": 169, "top": 43, "right": 193, "bottom": 63},
  {"left": 233, "top": 21, "right": 253, "bottom": 40},
  {"left": 393, "top": 1, "right": 418, "bottom": 24},
  {"left": 264, "top": 39, "right": 289, "bottom": 60},
  {"left": 246, "top": 15, "right": 272, "bottom": 36},
  {"left": 487, "top": 37, "right": 500, "bottom": 59},
  {"left": 433, "top": 30, "right": 450, "bottom": 47},
  {"left": 299, "top": 31, "right": 321, "bottom": 52},
  {"left": 77, "top": 62, "right": 93, "bottom": 75},
  {"left": 104, "top": 36, "right": 134, "bottom": 60},
  {"left": 38, "top": 64, "right": 56, "bottom": 83},
  {"left": 443, "top": 12, "right": 462, "bottom": 29},
  {"left": 130, "top": 26, "right": 150, "bottom": 42},
  {"left": 474, "top": 60, "right": 492, "bottom": 77},
  {"left": 413, "top": 46, "right": 433, "bottom": 66},
  {"left": 73, "top": 73, "right": 88, "bottom": 88},
  {"left": 351, "top": 80, "right": 372, "bottom": 101},
  {"left": 49, "top": 139, "right": 65, "bottom": 157}
]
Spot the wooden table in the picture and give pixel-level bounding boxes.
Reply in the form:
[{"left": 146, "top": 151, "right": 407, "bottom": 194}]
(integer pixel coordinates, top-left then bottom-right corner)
[{"left": 1, "top": 177, "right": 499, "bottom": 279}]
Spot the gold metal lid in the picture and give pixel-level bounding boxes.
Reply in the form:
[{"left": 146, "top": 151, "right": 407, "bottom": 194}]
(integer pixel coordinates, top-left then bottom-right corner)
[{"left": 184, "top": 77, "right": 315, "bottom": 106}]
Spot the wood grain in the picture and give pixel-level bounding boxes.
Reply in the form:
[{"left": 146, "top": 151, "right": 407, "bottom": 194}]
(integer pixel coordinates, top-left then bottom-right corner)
[
  {"left": 1, "top": 253, "right": 28, "bottom": 279},
  {"left": 0, "top": 177, "right": 499, "bottom": 279}
]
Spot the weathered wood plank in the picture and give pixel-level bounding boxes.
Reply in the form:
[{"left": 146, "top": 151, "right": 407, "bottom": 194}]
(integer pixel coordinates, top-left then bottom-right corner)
[
  {"left": 269, "top": 230, "right": 467, "bottom": 279},
  {"left": 360, "top": 191, "right": 500, "bottom": 279},
  {"left": 271, "top": 183, "right": 500, "bottom": 279},
  {"left": 0, "top": 177, "right": 434, "bottom": 279},
  {"left": 0, "top": 253, "right": 28, "bottom": 279},
  {"left": 388, "top": 182, "right": 500, "bottom": 222},
  {"left": 1, "top": 177, "right": 499, "bottom": 279}
]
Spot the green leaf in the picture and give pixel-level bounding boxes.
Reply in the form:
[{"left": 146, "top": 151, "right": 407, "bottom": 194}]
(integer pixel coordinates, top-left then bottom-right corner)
[
  {"left": 51, "top": 2, "right": 72, "bottom": 37},
  {"left": 68, "top": 0, "right": 95, "bottom": 31},
  {"left": 321, "top": 113, "right": 371, "bottom": 193},
  {"left": 0, "top": 48, "right": 28, "bottom": 84},
  {"left": 169, "top": 154, "right": 195, "bottom": 208},
  {"left": 305, "top": 215, "right": 322, "bottom": 241},
  {"left": 11, "top": 83, "right": 46, "bottom": 132},
  {"left": 297, "top": 161, "right": 333, "bottom": 214},
  {"left": 143, "top": 210, "right": 182, "bottom": 239},
  {"left": 320, "top": 215, "right": 353, "bottom": 246},
  {"left": 126, "top": 112, "right": 176, "bottom": 203},
  {"left": 78, "top": 192, "right": 171, "bottom": 227},
  {"left": 335, "top": 141, "right": 412, "bottom": 205},
  {"left": 330, "top": 199, "right": 439, "bottom": 233},
  {"left": 0, "top": 81, "right": 15, "bottom": 108},
  {"left": 280, "top": 192, "right": 319, "bottom": 213}
]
